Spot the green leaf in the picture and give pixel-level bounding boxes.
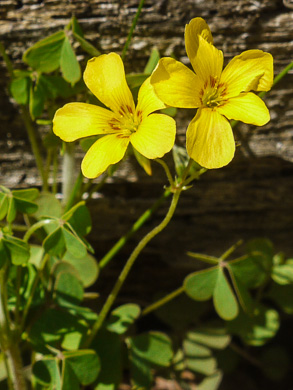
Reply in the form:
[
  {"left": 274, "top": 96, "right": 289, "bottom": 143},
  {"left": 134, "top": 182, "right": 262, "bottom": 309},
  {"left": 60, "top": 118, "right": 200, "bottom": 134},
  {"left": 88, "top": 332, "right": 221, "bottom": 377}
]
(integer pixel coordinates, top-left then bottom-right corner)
[
  {"left": 197, "top": 371, "right": 223, "bottom": 390},
  {"left": 229, "top": 254, "right": 269, "bottom": 289},
  {"left": 63, "top": 252, "right": 99, "bottom": 287},
  {"left": 64, "top": 202, "right": 91, "bottom": 236},
  {"left": 61, "top": 361, "right": 80, "bottom": 390},
  {"left": 43, "top": 227, "right": 66, "bottom": 258},
  {"left": 107, "top": 304, "right": 140, "bottom": 334},
  {"left": 0, "top": 240, "right": 9, "bottom": 269},
  {"left": 272, "top": 263, "right": 293, "bottom": 284},
  {"left": 161, "top": 106, "right": 177, "bottom": 117},
  {"left": 133, "top": 148, "right": 152, "bottom": 176},
  {"left": 71, "top": 16, "right": 84, "bottom": 37},
  {"left": 10, "top": 76, "right": 31, "bottom": 105},
  {"left": 186, "top": 328, "right": 231, "bottom": 350},
  {"left": 23, "top": 30, "right": 66, "bottom": 72},
  {"left": 126, "top": 73, "right": 148, "bottom": 89},
  {"left": 227, "top": 304, "right": 280, "bottom": 346},
  {"left": 129, "top": 353, "right": 152, "bottom": 389},
  {"left": 213, "top": 268, "right": 239, "bottom": 321},
  {"left": 29, "top": 79, "right": 45, "bottom": 119},
  {"left": 39, "top": 74, "right": 85, "bottom": 99},
  {"left": 172, "top": 144, "right": 202, "bottom": 178},
  {"left": 7, "top": 196, "right": 17, "bottom": 223},
  {"left": 184, "top": 267, "right": 219, "bottom": 301},
  {"left": 63, "top": 227, "right": 87, "bottom": 258},
  {"left": 33, "top": 192, "right": 63, "bottom": 219},
  {"left": 3, "top": 235, "right": 30, "bottom": 265},
  {"left": 128, "top": 331, "right": 173, "bottom": 367},
  {"left": 29, "top": 309, "right": 88, "bottom": 350},
  {"left": 93, "top": 328, "right": 122, "bottom": 390},
  {"left": 144, "top": 48, "right": 160, "bottom": 74},
  {"left": 0, "top": 192, "right": 9, "bottom": 220},
  {"left": 183, "top": 335, "right": 217, "bottom": 376},
  {"left": 55, "top": 272, "right": 84, "bottom": 308},
  {"left": 60, "top": 37, "right": 81, "bottom": 85},
  {"left": 63, "top": 350, "right": 100, "bottom": 385},
  {"left": 227, "top": 265, "right": 254, "bottom": 314},
  {"left": 12, "top": 188, "right": 39, "bottom": 201},
  {"left": 33, "top": 357, "right": 61, "bottom": 389},
  {"left": 73, "top": 32, "right": 101, "bottom": 57}
]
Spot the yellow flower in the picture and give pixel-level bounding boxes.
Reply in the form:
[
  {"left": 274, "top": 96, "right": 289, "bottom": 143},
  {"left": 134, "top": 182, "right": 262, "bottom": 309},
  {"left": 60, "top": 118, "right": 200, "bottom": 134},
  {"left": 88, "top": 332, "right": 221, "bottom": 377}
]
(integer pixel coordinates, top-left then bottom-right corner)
[
  {"left": 150, "top": 17, "right": 273, "bottom": 169},
  {"left": 53, "top": 53, "right": 176, "bottom": 178}
]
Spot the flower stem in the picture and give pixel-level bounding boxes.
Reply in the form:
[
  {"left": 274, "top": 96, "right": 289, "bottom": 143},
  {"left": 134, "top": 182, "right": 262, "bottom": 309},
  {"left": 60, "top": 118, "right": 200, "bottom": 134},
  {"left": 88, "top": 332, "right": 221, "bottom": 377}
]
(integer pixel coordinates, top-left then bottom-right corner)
[
  {"left": 121, "top": 0, "right": 145, "bottom": 60},
  {"left": 141, "top": 286, "right": 185, "bottom": 316},
  {"left": 84, "top": 187, "right": 182, "bottom": 347},
  {"left": 62, "top": 142, "right": 76, "bottom": 207},
  {"left": 99, "top": 187, "right": 172, "bottom": 269},
  {"left": 20, "top": 106, "right": 48, "bottom": 191}
]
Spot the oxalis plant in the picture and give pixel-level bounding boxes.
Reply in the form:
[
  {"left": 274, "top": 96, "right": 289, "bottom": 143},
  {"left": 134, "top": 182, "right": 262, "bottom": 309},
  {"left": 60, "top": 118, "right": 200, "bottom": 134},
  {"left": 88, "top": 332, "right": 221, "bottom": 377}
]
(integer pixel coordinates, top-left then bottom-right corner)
[{"left": 0, "top": 3, "right": 293, "bottom": 390}]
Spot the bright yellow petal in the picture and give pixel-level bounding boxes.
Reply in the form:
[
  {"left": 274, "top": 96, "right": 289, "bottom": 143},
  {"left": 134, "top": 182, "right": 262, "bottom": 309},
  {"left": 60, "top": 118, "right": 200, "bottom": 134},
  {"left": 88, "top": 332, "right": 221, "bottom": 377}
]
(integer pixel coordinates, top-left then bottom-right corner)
[
  {"left": 81, "top": 134, "right": 129, "bottom": 178},
  {"left": 53, "top": 103, "right": 115, "bottom": 142},
  {"left": 83, "top": 53, "right": 135, "bottom": 114},
  {"left": 136, "top": 76, "right": 166, "bottom": 119},
  {"left": 185, "top": 17, "right": 213, "bottom": 68},
  {"left": 130, "top": 114, "right": 176, "bottom": 159},
  {"left": 186, "top": 108, "right": 235, "bottom": 169},
  {"left": 221, "top": 50, "right": 273, "bottom": 97},
  {"left": 188, "top": 35, "right": 223, "bottom": 83},
  {"left": 150, "top": 57, "right": 202, "bottom": 108},
  {"left": 218, "top": 92, "right": 270, "bottom": 126}
]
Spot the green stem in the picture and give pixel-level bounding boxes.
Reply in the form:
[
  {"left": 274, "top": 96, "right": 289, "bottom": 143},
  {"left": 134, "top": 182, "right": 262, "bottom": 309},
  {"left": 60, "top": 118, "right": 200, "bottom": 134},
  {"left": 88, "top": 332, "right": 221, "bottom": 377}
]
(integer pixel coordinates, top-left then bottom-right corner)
[
  {"left": 23, "top": 219, "right": 52, "bottom": 243},
  {"left": 142, "top": 286, "right": 184, "bottom": 317},
  {"left": 0, "top": 42, "right": 14, "bottom": 77},
  {"left": 62, "top": 142, "right": 76, "bottom": 207},
  {"left": 155, "top": 159, "right": 174, "bottom": 187},
  {"left": 6, "top": 345, "right": 27, "bottom": 390},
  {"left": 52, "top": 149, "right": 59, "bottom": 194},
  {"left": 0, "top": 269, "right": 26, "bottom": 390},
  {"left": 64, "top": 171, "right": 83, "bottom": 212},
  {"left": 20, "top": 106, "right": 47, "bottom": 191},
  {"left": 84, "top": 187, "right": 183, "bottom": 347},
  {"left": 121, "top": 0, "right": 145, "bottom": 60},
  {"left": 99, "top": 188, "right": 171, "bottom": 269},
  {"left": 20, "top": 254, "right": 50, "bottom": 331}
]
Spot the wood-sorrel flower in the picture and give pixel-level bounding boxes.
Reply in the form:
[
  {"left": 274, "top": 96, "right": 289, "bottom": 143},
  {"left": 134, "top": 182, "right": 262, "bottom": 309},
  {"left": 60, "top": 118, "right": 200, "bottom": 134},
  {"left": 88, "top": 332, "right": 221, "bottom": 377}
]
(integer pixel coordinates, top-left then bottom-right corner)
[
  {"left": 53, "top": 53, "right": 176, "bottom": 178},
  {"left": 150, "top": 17, "right": 274, "bottom": 169}
]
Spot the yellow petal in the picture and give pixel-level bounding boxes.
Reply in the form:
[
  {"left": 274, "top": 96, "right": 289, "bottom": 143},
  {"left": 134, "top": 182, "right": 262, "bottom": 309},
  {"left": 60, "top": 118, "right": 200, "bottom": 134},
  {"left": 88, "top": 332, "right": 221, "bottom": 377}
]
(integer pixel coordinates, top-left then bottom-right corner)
[
  {"left": 186, "top": 108, "right": 235, "bottom": 169},
  {"left": 185, "top": 17, "right": 213, "bottom": 67},
  {"left": 188, "top": 35, "right": 223, "bottom": 83},
  {"left": 136, "top": 76, "right": 166, "bottom": 119},
  {"left": 221, "top": 50, "right": 273, "bottom": 98},
  {"left": 53, "top": 103, "right": 115, "bottom": 142},
  {"left": 81, "top": 134, "right": 129, "bottom": 178},
  {"left": 130, "top": 114, "right": 176, "bottom": 159},
  {"left": 218, "top": 92, "right": 270, "bottom": 126},
  {"left": 150, "top": 57, "right": 202, "bottom": 108},
  {"left": 83, "top": 53, "right": 135, "bottom": 114}
]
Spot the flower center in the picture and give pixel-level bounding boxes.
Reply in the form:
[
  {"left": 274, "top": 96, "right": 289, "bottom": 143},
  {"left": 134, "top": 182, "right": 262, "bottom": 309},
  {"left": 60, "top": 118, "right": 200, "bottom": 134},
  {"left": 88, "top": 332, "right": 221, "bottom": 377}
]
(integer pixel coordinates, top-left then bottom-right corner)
[
  {"left": 200, "top": 76, "right": 227, "bottom": 109},
  {"left": 108, "top": 105, "right": 142, "bottom": 138}
]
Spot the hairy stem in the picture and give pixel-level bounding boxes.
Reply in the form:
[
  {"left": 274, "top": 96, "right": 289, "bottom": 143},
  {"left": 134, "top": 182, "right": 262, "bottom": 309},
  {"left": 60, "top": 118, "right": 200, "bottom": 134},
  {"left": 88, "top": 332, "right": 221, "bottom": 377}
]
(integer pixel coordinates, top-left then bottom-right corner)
[{"left": 84, "top": 187, "right": 182, "bottom": 347}]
